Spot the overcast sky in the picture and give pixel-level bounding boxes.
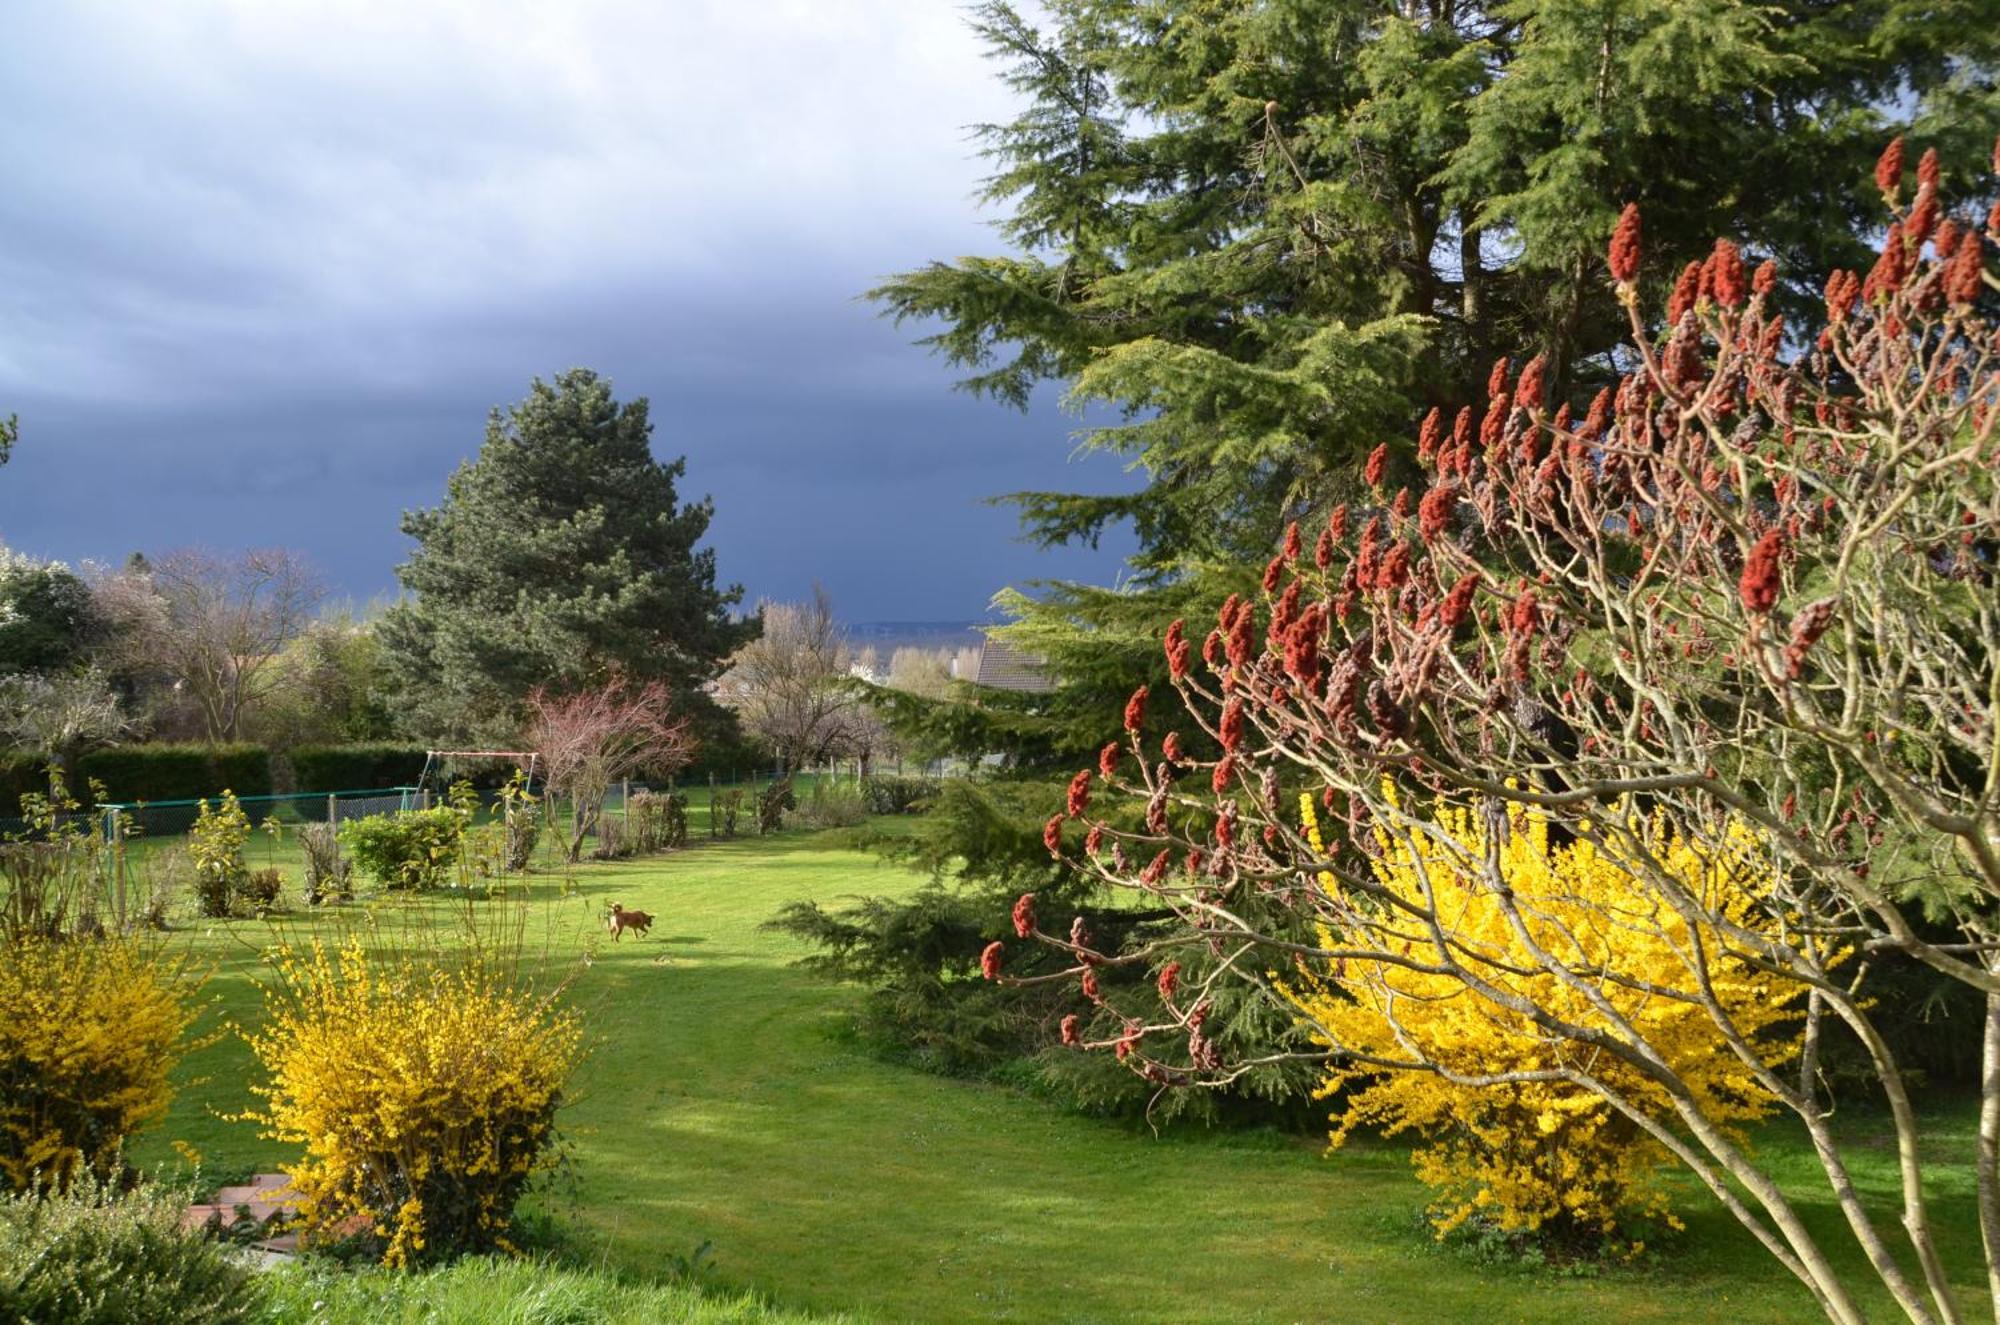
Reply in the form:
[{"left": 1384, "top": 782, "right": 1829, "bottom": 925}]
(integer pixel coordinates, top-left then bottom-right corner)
[{"left": 0, "top": 0, "right": 1137, "bottom": 622}]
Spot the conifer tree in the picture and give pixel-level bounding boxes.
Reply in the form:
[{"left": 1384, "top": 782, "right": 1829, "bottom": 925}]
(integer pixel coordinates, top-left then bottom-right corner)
[
  {"left": 880, "top": 0, "right": 1997, "bottom": 593},
  {"left": 379, "top": 369, "right": 756, "bottom": 743}
]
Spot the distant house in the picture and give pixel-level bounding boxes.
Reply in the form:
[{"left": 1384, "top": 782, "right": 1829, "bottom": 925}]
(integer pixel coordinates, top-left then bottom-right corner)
[{"left": 970, "top": 639, "right": 1054, "bottom": 695}]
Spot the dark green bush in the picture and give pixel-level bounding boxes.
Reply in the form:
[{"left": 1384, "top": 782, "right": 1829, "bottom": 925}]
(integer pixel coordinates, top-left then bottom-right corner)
[
  {"left": 0, "top": 1176, "right": 261, "bottom": 1325},
  {"left": 757, "top": 779, "right": 796, "bottom": 834},
  {"left": 289, "top": 744, "right": 429, "bottom": 794},
  {"left": 75, "top": 745, "right": 272, "bottom": 804},
  {"left": 340, "top": 809, "right": 465, "bottom": 891}
]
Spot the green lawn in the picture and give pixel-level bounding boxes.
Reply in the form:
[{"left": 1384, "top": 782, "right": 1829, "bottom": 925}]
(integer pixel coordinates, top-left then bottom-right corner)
[{"left": 129, "top": 826, "right": 1984, "bottom": 1324}]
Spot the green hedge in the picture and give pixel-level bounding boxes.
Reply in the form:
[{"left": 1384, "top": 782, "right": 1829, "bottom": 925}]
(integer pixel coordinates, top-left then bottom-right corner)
[
  {"left": 75, "top": 745, "right": 273, "bottom": 804},
  {"left": 289, "top": 744, "right": 428, "bottom": 793}
]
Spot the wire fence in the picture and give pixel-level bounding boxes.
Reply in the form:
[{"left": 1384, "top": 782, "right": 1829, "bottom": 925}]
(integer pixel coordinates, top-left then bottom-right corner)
[
  {"left": 0, "top": 788, "right": 427, "bottom": 844},
  {"left": 112, "top": 788, "right": 430, "bottom": 843}
]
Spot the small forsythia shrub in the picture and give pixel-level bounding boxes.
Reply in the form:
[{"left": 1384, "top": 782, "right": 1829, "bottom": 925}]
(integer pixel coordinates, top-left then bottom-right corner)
[
  {"left": 189, "top": 791, "right": 250, "bottom": 918},
  {"left": 0, "top": 937, "right": 200, "bottom": 1192},
  {"left": 0, "top": 1175, "right": 261, "bottom": 1325},
  {"left": 244, "top": 941, "right": 583, "bottom": 1267},
  {"left": 338, "top": 807, "right": 465, "bottom": 891},
  {"left": 1283, "top": 794, "right": 1793, "bottom": 1240}
]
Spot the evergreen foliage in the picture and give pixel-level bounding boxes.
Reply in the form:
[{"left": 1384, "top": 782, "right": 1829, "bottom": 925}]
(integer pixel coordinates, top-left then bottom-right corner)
[
  {"left": 768, "top": 776, "right": 1319, "bottom": 1121},
  {"left": 879, "top": 0, "right": 1998, "bottom": 586},
  {"left": 287, "top": 743, "right": 429, "bottom": 794},
  {"left": 378, "top": 369, "right": 757, "bottom": 743},
  {"left": 75, "top": 744, "right": 272, "bottom": 805}
]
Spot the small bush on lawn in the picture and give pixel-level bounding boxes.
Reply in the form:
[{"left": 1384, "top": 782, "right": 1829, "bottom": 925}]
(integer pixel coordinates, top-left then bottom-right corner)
[
  {"left": 298, "top": 822, "right": 351, "bottom": 905},
  {"left": 0, "top": 1175, "right": 261, "bottom": 1325},
  {"left": 592, "top": 814, "right": 630, "bottom": 859},
  {"left": 1, "top": 772, "right": 110, "bottom": 941},
  {"left": 788, "top": 780, "right": 866, "bottom": 831},
  {"left": 504, "top": 801, "right": 540, "bottom": 872},
  {"left": 243, "top": 939, "right": 583, "bottom": 1267},
  {"left": 628, "top": 790, "right": 689, "bottom": 853},
  {"left": 240, "top": 867, "right": 284, "bottom": 912},
  {"left": 339, "top": 807, "right": 465, "bottom": 891},
  {"left": 189, "top": 791, "right": 250, "bottom": 919},
  {"left": 0, "top": 935, "right": 201, "bottom": 1192},
  {"left": 859, "top": 776, "right": 934, "bottom": 816},
  {"left": 756, "top": 778, "right": 795, "bottom": 834}
]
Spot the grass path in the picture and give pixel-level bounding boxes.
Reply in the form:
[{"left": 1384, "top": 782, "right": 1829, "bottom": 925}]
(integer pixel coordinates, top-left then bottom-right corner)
[{"left": 134, "top": 830, "right": 1979, "bottom": 1324}]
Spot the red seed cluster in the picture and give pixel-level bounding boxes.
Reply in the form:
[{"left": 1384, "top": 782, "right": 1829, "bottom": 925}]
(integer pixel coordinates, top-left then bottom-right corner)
[
  {"left": 1709, "top": 238, "right": 1746, "bottom": 309},
  {"left": 1219, "top": 698, "right": 1245, "bottom": 752},
  {"left": 1417, "top": 407, "right": 1443, "bottom": 463},
  {"left": 1012, "top": 892, "right": 1037, "bottom": 939},
  {"left": 1364, "top": 443, "right": 1388, "bottom": 489},
  {"left": 1439, "top": 572, "right": 1479, "bottom": 630},
  {"left": 1418, "top": 483, "right": 1455, "bottom": 543},
  {"left": 1124, "top": 684, "right": 1149, "bottom": 733},
  {"left": 1164, "top": 618, "right": 1191, "bottom": 679},
  {"left": 1739, "top": 529, "right": 1785, "bottom": 614},
  {"left": 1608, "top": 203, "right": 1642, "bottom": 282},
  {"left": 1875, "top": 136, "right": 1905, "bottom": 197},
  {"left": 1098, "top": 741, "right": 1120, "bottom": 781},
  {"left": 1946, "top": 235, "right": 1984, "bottom": 306},
  {"left": 1515, "top": 354, "right": 1547, "bottom": 414},
  {"left": 1785, "top": 598, "right": 1837, "bottom": 679},
  {"left": 1043, "top": 814, "right": 1063, "bottom": 858},
  {"left": 980, "top": 941, "right": 1003, "bottom": 981},
  {"left": 1158, "top": 961, "right": 1181, "bottom": 999},
  {"left": 1060, "top": 1014, "right": 1081, "bottom": 1047},
  {"left": 1508, "top": 590, "right": 1540, "bottom": 638},
  {"left": 1066, "top": 769, "right": 1092, "bottom": 818},
  {"left": 1669, "top": 261, "right": 1702, "bottom": 321},
  {"left": 1863, "top": 223, "right": 1908, "bottom": 301}
]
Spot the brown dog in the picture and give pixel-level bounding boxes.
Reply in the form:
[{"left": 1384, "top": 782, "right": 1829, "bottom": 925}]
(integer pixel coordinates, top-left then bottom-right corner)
[{"left": 607, "top": 903, "right": 654, "bottom": 942}]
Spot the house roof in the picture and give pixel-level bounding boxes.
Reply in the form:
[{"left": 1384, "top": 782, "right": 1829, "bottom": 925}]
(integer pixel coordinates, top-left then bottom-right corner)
[{"left": 972, "top": 640, "right": 1054, "bottom": 693}]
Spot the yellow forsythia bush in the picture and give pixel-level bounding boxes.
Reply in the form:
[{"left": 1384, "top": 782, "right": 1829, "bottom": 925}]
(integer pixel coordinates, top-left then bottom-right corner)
[
  {"left": 1286, "top": 794, "right": 1797, "bottom": 1244},
  {"left": 0, "top": 936, "right": 200, "bottom": 1192},
  {"left": 244, "top": 940, "right": 583, "bottom": 1267}
]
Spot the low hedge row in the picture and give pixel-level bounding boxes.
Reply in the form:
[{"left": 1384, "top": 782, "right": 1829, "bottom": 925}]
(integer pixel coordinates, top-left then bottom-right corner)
[
  {"left": 76, "top": 745, "right": 273, "bottom": 804},
  {"left": 289, "top": 744, "right": 428, "bottom": 793}
]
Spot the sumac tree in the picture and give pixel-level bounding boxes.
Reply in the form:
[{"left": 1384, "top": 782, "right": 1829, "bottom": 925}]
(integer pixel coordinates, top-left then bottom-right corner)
[{"left": 994, "top": 142, "right": 2000, "bottom": 1324}]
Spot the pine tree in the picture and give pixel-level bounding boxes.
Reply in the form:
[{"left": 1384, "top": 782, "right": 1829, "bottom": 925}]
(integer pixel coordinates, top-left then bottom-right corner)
[
  {"left": 880, "top": 1, "right": 1997, "bottom": 588},
  {"left": 379, "top": 369, "right": 756, "bottom": 743}
]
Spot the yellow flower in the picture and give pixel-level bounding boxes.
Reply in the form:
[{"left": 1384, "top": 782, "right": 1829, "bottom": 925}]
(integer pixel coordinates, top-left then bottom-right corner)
[{"left": 1282, "top": 801, "right": 1799, "bottom": 1241}]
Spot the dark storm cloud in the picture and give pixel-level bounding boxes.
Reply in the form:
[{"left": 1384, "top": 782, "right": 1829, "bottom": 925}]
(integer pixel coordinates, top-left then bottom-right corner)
[{"left": 0, "top": 0, "right": 1134, "bottom": 622}]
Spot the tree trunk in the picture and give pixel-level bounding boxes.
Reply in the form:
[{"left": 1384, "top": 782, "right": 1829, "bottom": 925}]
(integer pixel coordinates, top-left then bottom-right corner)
[{"left": 1980, "top": 987, "right": 2000, "bottom": 1325}]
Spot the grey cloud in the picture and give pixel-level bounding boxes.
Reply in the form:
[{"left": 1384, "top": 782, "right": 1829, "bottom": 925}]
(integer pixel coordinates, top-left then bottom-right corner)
[{"left": 0, "top": 0, "right": 1131, "bottom": 622}]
